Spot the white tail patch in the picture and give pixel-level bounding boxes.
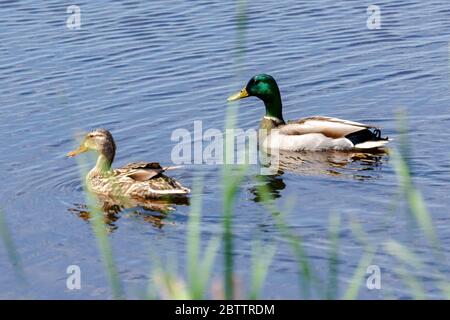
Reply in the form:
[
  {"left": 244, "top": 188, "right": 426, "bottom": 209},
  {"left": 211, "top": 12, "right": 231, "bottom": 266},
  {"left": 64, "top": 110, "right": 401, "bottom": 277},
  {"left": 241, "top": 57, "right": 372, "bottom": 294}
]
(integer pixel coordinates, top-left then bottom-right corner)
[
  {"left": 354, "top": 140, "right": 389, "bottom": 149},
  {"left": 162, "top": 165, "right": 183, "bottom": 171}
]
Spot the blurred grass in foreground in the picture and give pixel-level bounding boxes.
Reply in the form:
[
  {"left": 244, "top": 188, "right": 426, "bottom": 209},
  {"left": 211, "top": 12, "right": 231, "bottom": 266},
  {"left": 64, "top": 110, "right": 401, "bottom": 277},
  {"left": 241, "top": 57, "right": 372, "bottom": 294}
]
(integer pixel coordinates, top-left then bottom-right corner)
[
  {"left": 96, "top": 109, "right": 449, "bottom": 299},
  {"left": 1, "top": 0, "right": 449, "bottom": 300},
  {"left": 0, "top": 208, "right": 27, "bottom": 288},
  {"left": 73, "top": 145, "right": 124, "bottom": 299},
  {"left": 1, "top": 112, "right": 449, "bottom": 300}
]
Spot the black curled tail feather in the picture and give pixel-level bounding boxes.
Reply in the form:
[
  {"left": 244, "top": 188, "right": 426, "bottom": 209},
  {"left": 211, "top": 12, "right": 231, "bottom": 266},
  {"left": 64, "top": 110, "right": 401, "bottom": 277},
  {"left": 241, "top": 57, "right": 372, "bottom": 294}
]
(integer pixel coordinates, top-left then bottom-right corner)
[
  {"left": 345, "top": 128, "right": 388, "bottom": 146},
  {"left": 372, "top": 129, "right": 389, "bottom": 140}
]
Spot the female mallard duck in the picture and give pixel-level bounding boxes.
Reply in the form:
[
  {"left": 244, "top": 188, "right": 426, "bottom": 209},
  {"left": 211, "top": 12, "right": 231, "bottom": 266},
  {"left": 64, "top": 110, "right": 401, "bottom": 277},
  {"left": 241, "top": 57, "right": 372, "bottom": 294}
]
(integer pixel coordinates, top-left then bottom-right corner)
[
  {"left": 228, "top": 74, "right": 389, "bottom": 151},
  {"left": 67, "top": 129, "right": 190, "bottom": 199}
]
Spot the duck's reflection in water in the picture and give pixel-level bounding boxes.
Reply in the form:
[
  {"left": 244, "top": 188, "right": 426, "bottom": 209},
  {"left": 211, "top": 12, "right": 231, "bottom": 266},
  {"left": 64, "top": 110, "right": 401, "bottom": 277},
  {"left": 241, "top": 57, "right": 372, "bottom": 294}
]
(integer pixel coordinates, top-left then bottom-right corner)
[
  {"left": 250, "top": 174, "right": 286, "bottom": 203},
  {"left": 276, "top": 149, "right": 387, "bottom": 178},
  {"left": 68, "top": 194, "right": 189, "bottom": 231},
  {"left": 252, "top": 149, "right": 388, "bottom": 201}
]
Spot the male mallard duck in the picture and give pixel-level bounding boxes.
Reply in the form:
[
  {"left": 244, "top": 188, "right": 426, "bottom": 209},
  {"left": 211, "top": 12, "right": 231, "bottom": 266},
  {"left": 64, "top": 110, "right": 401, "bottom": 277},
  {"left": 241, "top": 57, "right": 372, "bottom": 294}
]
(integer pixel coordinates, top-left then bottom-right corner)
[
  {"left": 67, "top": 129, "right": 190, "bottom": 199},
  {"left": 228, "top": 74, "right": 389, "bottom": 151}
]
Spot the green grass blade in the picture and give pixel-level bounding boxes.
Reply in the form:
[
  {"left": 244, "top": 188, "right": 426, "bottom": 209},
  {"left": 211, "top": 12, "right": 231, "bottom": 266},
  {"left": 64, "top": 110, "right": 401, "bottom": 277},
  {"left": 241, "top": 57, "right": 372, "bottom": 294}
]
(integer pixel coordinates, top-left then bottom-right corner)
[
  {"left": 221, "top": 0, "right": 248, "bottom": 298},
  {"left": 85, "top": 191, "right": 124, "bottom": 299},
  {"left": 0, "top": 208, "right": 27, "bottom": 286},
  {"left": 222, "top": 164, "right": 247, "bottom": 300},
  {"left": 326, "top": 212, "right": 340, "bottom": 300},
  {"left": 391, "top": 150, "right": 439, "bottom": 250},
  {"left": 249, "top": 241, "right": 276, "bottom": 300},
  {"left": 254, "top": 177, "right": 316, "bottom": 299},
  {"left": 384, "top": 240, "right": 426, "bottom": 299},
  {"left": 73, "top": 150, "right": 123, "bottom": 299},
  {"left": 342, "top": 249, "right": 375, "bottom": 300},
  {"left": 384, "top": 240, "right": 424, "bottom": 270},
  {"left": 200, "top": 236, "right": 221, "bottom": 296},
  {"left": 187, "top": 178, "right": 204, "bottom": 299}
]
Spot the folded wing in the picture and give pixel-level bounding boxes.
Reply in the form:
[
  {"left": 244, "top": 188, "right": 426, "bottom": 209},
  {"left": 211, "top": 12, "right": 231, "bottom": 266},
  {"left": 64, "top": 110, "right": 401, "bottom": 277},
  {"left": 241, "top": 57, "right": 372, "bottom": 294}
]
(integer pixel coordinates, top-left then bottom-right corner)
[
  {"left": 280, "top": 116, "right": 377, "bottom": 138},
  {"left": 117, "top": 162, "right": 166, "bottom": 181}
]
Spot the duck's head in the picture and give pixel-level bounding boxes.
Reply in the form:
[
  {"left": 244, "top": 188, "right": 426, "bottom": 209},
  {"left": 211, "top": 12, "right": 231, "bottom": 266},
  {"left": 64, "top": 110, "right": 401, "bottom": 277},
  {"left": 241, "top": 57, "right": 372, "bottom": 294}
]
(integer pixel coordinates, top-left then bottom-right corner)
[
  {"left": 227, "top": 74, "right": 284, "bottom": 122},
  {"left": 227, "top": 74, "right": 279, "bottom": 102},
  {"left": 67, "top": 129, "right": 116, "bottom": 168}
]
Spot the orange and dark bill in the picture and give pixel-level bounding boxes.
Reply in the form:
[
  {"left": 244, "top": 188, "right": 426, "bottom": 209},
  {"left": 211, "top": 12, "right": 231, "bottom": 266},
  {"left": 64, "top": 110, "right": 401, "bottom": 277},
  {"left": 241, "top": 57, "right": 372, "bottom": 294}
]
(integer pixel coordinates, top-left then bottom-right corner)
[{"left": 67, "top": 144, "right": 88, "bottom": 157}]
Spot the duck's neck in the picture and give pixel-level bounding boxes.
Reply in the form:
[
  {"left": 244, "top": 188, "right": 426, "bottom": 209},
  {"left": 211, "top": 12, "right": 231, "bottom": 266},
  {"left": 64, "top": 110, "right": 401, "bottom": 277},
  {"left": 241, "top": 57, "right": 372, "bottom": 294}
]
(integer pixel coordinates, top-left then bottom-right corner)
[
  {"left": 263, "top": 92, "right": 285, "bottom": 125},
  {"left": 94, "top": 152, "right": 113, "bottom": 173}
]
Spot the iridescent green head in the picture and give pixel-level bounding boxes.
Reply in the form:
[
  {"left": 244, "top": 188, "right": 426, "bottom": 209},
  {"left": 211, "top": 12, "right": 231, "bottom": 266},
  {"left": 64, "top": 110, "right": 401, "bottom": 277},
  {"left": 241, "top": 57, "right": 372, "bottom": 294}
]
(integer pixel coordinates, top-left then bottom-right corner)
[{"left": 228, "top": 74, "right": 284, "bottom": 122}]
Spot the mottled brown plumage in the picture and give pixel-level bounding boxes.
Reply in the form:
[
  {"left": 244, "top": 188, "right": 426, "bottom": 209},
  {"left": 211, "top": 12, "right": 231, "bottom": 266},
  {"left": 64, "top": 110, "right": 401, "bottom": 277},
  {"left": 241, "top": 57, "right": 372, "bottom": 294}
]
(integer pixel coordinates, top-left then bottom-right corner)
[{"left": 67, "top": 129, "right": 190, "bottom": 200}]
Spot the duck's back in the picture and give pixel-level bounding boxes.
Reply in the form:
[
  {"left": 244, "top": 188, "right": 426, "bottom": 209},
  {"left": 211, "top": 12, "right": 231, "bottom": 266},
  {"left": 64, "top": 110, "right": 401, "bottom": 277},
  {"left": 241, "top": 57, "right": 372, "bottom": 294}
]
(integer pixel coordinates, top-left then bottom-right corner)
[{"left": 261, "top": 116, "right": 389, "bottom": 151}]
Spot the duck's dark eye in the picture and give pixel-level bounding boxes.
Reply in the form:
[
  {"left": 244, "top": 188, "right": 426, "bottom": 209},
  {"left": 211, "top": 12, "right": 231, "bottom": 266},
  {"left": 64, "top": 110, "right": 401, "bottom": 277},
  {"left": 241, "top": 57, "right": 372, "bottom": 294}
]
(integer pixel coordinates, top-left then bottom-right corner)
[{"left": 254, "top": 79, "right": 260, "bottom": 85}]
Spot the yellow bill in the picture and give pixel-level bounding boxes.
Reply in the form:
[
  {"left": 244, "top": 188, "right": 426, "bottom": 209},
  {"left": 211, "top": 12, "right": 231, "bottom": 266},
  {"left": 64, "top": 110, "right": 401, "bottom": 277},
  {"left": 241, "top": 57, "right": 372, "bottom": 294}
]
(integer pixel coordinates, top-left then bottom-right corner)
[
  {"left": 67, "top": 144, "right": 88, "bottom": 157},
  {"left": 227, "top": 87, "right": 249, "bottom": 102}
]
